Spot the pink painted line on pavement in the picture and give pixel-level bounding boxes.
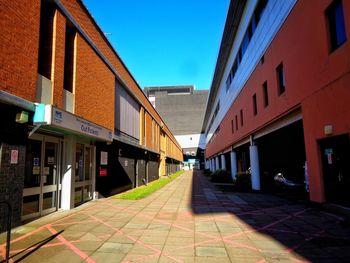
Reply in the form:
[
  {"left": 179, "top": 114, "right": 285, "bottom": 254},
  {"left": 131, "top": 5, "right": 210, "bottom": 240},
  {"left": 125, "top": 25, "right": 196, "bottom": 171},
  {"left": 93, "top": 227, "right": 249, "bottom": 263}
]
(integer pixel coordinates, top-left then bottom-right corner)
[
  {"left": 51, "top": 219, "right": 97, "bottom": 227},
  {"left": 46, "top": 225, "right": 96, "bottom": 263},
  {"left": 121, "top": 252, "right": 160, "bottom": 263},
  {"left": 88, "top": 210, "right": 185, "bottom": 263}
]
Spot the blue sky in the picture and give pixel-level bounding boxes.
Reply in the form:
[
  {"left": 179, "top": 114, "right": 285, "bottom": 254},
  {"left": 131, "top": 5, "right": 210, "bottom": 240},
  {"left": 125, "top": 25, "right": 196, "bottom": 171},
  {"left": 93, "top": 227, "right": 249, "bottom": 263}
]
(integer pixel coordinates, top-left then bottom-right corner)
[{"left": 83, "top": 0, "right": 229, "bottom": 90}]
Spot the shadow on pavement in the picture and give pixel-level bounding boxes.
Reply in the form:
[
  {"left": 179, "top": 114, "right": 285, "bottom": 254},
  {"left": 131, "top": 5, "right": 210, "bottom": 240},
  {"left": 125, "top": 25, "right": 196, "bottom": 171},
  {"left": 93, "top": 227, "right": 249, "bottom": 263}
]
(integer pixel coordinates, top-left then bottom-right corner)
[
  {"left": 191, "top": 169, "right": 350, "bottom": 262},
  {"left": 1, "top": 230, "right": 64, "bottom": 263}
]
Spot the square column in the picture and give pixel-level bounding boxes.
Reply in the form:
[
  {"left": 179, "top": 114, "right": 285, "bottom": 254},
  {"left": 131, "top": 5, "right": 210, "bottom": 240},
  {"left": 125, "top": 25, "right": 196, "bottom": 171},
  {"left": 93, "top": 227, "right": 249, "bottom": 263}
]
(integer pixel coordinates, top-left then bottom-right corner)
[
  {"left": 215, "top": 156, "right": 220, "bottom": 171},
  {"left": 221, "top": 154, "right": 226, "bottom": 170},
  {"left": 230, "top": 150, "right": 237, "bottom": 181},
  {"left": 249, "top": 144, "right": 261, "bottom": 190},
  {"left": 61, "top": 136, "right": 76, "bottom": 210}
]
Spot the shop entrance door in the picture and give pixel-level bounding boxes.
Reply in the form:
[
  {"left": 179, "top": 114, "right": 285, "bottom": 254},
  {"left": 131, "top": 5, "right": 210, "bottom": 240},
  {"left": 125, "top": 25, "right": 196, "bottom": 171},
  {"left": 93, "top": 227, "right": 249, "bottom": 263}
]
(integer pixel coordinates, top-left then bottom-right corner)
[
  {"left": 74, "top": 144, "right": 93, "bottom": 206},
  {"left": 319, "top": 134, "right": 350, "bottom": 207},
  {"left": 22, "top": 135, "right": 61, "bottom": 220}
]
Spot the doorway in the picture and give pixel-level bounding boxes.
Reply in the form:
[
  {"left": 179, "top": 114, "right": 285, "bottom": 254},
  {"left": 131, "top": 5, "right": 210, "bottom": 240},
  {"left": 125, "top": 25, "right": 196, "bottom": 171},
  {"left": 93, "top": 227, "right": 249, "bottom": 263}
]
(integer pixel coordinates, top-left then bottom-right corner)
[
  {"left": 22, "top": 135, "right": 62, "bottom": 220},
  {"left": 74, "top": 144, "right": 93, "bottom": 206},
  {"left": 319, "top": 134, "right": 350, "bottom": 207}
]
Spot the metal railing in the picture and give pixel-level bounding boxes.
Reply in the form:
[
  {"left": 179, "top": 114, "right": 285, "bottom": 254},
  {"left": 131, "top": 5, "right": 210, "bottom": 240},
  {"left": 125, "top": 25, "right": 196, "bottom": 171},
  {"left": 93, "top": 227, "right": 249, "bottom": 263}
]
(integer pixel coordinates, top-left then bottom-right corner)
[{"left": 0, "top": 201, "right": 12, "bottom": 263}]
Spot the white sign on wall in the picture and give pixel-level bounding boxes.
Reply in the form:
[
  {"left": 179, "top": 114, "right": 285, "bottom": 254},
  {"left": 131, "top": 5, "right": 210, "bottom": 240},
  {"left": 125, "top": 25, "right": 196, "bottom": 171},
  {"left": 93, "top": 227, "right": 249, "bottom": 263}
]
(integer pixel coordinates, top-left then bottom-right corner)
[
  {"left": 100, "top": 151, "right": 108, "bottom": 165},
  {"left": 44, "top": 105, "right": 113, "bottom": 142}
]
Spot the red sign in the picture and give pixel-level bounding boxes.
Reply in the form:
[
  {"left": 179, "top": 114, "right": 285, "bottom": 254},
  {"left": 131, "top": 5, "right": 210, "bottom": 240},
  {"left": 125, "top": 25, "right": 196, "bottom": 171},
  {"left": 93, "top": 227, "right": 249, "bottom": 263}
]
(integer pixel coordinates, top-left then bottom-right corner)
[{"left": 99, "top": 168, "right": 107, "bottom": 177}]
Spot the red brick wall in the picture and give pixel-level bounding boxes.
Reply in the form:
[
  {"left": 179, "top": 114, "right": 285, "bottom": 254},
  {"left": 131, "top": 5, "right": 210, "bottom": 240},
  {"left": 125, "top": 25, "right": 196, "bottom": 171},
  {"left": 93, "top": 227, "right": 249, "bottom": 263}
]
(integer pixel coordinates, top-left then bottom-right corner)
[
  {"left": 0, "top": 1, "right": 40, "bottom": 101},
  {"left": 74, "top": 34, "right": 115, "bottom": 130},
  {"left": 51, "top": 10, "right": 66, "bottom": 108},
  {"left": 60, "top": 0, "right": 181, "bottom": 150}
]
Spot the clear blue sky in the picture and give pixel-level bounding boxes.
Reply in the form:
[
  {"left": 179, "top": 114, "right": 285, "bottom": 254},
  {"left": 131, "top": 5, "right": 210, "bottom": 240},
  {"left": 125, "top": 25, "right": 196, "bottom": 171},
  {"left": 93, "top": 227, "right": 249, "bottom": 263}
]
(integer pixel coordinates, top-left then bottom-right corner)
[{"left": 83, "top": 0, "right": 230, "bottom": 90}]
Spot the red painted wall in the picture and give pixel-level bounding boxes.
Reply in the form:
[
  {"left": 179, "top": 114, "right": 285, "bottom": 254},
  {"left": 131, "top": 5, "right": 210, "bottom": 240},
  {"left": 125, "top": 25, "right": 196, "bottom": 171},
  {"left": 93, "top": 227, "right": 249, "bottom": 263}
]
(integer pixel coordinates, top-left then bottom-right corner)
[{"left": 206, "top": 0, "right": 350, "bottom": 203}]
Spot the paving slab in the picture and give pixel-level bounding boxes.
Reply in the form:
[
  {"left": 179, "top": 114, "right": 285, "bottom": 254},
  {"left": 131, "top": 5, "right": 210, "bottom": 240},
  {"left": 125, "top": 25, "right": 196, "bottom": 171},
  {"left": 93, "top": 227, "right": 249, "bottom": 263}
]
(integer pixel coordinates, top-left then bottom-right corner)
[{"left": 1, "top": 170, "right": 350, "bottom": 262}]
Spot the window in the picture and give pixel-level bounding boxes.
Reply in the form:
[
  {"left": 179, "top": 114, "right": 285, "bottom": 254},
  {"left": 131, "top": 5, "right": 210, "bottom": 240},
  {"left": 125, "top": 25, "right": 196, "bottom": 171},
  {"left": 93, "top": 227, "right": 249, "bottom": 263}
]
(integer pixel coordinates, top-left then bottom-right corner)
[
  {"left": 38, "top": 0, "right": 55, "bottom": 78},
  {"left": 262, "top": 81, "right": 269, "bottom": 107},
  {"left": 231, "top": 119, "right": 234, "bottom": 133},
  {"left": 276, "top": 63, "right": 285, "bottom": 95},
  {"left": 240, "top": 109, "right": 244, "bottom": 127},
  {"left": 224, "top": 0, "right": 268, "bottom": 94},
  {"left": 64, "top": 23, "right": 76, "bottom": 92},
  {"left": 115, "top": 81, "right": 140, "bottom": 140},
  {"left": 252, "top": 94, "right": 257, "bottom": 116},
  {"left": 254, "top": 0, "right": 268, "bottom": 25},
  {"left": 235, "top": 115, "right": 238, "bottom": 130},
  {"left": 326, "top": 0, "right": 347, "bottom": 51}
]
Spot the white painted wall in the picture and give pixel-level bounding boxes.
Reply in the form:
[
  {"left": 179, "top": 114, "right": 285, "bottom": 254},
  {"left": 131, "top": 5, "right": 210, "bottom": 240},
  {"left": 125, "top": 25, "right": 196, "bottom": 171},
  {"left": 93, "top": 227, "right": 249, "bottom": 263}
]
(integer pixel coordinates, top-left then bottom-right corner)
[{"left": 205, "top": 0, "right": 297, "bottom": 143}]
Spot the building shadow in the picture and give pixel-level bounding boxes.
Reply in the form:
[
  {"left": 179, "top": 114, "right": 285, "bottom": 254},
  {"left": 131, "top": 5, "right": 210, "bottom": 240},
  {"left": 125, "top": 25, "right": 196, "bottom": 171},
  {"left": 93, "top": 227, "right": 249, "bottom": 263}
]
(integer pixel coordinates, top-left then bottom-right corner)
[
  {"left": 191, "top": 169, "right": 350, "bottom": 262},
  {"left": 0, "top": 230, "right": 64, "bottom": 263}
]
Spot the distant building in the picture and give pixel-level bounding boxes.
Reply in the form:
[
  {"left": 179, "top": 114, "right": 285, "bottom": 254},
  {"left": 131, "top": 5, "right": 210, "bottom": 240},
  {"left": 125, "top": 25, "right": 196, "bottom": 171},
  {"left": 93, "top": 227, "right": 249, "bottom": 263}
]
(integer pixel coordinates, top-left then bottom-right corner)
[{"left": 144, "top": 86, "right": 208, "bottom": 169}]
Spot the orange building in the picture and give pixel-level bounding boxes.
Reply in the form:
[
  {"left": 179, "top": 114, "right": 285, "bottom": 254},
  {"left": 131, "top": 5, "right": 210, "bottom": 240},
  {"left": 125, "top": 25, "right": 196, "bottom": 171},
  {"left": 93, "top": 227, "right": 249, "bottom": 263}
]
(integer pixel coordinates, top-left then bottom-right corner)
[
  {"left": 0, "top": 0, "right": 182, "bottom": 228},
  {"left": 203, "top": 0, "right": 350, "bottom": 208}
]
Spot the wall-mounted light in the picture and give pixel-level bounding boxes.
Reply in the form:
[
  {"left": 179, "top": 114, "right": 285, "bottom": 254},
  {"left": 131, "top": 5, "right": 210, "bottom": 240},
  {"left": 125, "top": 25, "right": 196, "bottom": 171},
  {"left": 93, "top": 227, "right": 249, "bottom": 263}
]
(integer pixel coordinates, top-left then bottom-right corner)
[
  {"left": 15, "top": 111, "right": 29, "bottom": 124},
  {"left": 324, "top": 125, "right": 333, "bottom": 136}
]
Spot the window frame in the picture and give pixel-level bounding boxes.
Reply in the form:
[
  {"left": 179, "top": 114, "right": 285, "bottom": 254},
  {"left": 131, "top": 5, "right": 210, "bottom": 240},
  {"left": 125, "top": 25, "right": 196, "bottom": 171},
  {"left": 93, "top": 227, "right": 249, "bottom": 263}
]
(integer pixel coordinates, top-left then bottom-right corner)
[
  {"left": 276, "top": 63, "right": 285, "bottom": 95},
  {"left": 326, "top": 0, "right": 347, "bottom": 52}
]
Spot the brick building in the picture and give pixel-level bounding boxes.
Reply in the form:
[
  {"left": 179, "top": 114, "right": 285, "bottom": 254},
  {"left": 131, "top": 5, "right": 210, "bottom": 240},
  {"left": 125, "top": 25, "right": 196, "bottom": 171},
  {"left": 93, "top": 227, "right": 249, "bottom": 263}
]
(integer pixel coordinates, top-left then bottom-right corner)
[
  {"left": 203, "top": 0, "right": 350, "bottom": 208},
  {"left": 0, "top": 0, "right": 182, "bottom": 229}
]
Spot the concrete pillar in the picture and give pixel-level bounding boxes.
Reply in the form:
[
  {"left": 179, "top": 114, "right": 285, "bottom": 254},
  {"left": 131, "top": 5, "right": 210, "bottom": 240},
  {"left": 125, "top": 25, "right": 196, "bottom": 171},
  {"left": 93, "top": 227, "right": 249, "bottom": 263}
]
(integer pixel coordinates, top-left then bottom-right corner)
[
  {"left": 211, "top": 159, "right": 215, "bottom": 171},
  {"left": 230, "top": 150, "right": 237, "bottom": 181},
  {"left": 61, "top": 136, "right": 76, "bottom": 210},
  {"left": 249, "top": 144, "right": 260, "bottom": 190},
  {"left": 215, "top": 156, "right": 219, "bottom": 171},
  {"left": 221, "top": 154, "right": 226, "bottom": 171}
]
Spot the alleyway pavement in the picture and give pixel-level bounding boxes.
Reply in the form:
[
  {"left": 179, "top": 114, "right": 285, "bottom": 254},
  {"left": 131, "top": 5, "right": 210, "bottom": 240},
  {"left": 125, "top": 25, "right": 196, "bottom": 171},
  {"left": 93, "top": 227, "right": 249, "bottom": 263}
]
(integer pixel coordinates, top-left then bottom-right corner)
[{"left": 1, "top": 170, "right": 350, "bottom": 262}]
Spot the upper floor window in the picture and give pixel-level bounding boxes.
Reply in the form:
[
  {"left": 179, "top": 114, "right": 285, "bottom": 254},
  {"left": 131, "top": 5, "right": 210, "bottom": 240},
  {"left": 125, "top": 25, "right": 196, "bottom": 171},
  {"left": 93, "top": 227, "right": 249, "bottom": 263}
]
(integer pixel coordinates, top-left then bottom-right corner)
[
  {"left": 262, "top": 81, "right": 269, "bottom": 107},
  {"left": 235, "top": 115, "right": 238, "bottom": 130},
  {"left": 326, "top": 0, "right": 347, "bottom": 51},
  {"left": 276, "top": 63, "right": 285, "bottom": 95},
  {"left": 225, "top": 0, "right": 268, "bottom": 93},
  {"left": 252, "top": 94, "right": 257, "bottom": 116},
  {"left": 240, "top": 109, "right": 244, "bottom": 127}
]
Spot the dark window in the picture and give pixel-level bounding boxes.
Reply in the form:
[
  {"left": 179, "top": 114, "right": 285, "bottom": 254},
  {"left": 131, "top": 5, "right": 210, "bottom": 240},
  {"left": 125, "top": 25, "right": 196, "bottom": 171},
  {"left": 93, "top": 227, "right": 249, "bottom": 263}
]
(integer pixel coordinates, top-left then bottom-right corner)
[
  {"left": 231, "top": 119, "right": 234, "bottom": 133},
  {"left": 235, "top": 115, "right": 238, "bottom": 130},
  {"left": 240, "top": 109, "right": 244, "bottom": 126},
  {"left": 262, "top": 81, "right": 269, "bottom": 107},
  {"left": 38, "top": 0, "right": 55, "bottom": 78},
  {"left": 249, "top": 15, "right": 257, "bottom": 37},
  {"left": 64, "top": 23, "right": 76, "bottom": 92},
  {"left": 241, "top": 31, "right": 250, "bottom": 57},
  {"left": 226, "top": 76, "right": 231, "bottom": 91},
  {"left": 252, "top": 94, "right": 257, "bottom": 116},
  {"left": 255, "top": 0, "right": 268, "bottom": 25},
  {"left": 326, "top": 0, "right": 347, "bottom": 51},
  {"left": 276, "top": 63, "right": 285, "bottom": 95}
]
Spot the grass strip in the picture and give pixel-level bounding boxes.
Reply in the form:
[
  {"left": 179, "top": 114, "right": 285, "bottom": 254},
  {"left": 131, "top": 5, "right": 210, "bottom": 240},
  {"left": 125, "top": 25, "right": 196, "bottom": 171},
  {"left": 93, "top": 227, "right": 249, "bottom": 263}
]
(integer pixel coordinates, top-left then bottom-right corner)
[{"left": 113, "top": 170, "right": 185, "bottom": 200}]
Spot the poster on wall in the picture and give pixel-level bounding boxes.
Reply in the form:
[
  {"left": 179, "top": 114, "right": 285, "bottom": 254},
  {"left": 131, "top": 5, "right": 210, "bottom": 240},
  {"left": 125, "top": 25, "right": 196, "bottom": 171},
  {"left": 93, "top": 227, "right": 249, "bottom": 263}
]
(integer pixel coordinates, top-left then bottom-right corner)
[
  {"left": 10, "top": 150, "right": 19, "bottom": 164},
  {"left": 100, "top": 151, "right": 108, "bottom": 165}
]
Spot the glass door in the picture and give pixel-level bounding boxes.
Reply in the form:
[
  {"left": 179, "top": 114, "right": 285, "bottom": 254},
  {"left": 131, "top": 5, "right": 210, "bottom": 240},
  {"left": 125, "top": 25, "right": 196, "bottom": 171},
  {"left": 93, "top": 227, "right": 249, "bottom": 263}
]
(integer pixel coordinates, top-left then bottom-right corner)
[
  {"left": 22, "top": 135, "right": 61, "bottom": 220},
  {"left": 74, "top": 144, "right": 93, "bottom": 206}
]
